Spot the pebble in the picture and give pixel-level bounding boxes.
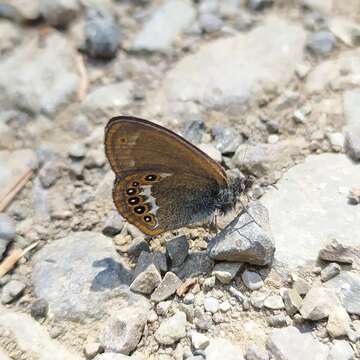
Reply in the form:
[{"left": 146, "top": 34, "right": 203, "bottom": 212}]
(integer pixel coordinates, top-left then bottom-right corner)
[
  {"left": 83, "top": 340, "right": 102, "bottom": 360},
  {"left": 0, "top": 213, "right": 16, "bottom": 241},
  {"left": 151, "top": 272, "right": 182, "bottom": 302},
  {"left": 328, "top": 340, "right": 355, "bottom": 360},
  {"left": 348, "top": 187, "right": 360, "bottom": 205},
  {"left": 155, "top": 312, "right": 187, "bottom": 345},
  {"left": 307, "top": 31, "right": 336, "bottom": 55},
  {"left": 39, "top": 161, "right": 62, "bottom": 188},
  {"left": 130, "top": 263, "right": 162, "bottom": 295},
  {"left": 267, "top": 313, "right": 288, "bottom": 328},
  {"left": 173, "top": 252, "right": 214, "bottom": 280},
  {"left": 203, "top": 276, "right": 216, "bottom": 291},
  {"left": 156, "top": 301, "right": 172, "bottom": 316},
  {"left": 263, "top": 295, "right": 284, "bottom": 310},
  {"left": 194, "top": 311, "right": 213, "bottom": 331},
  {"left": 321, "top": 263, "right": 341, "bottom": 282},
  {"left": 199, "top": 13, "right": 223, "bottom": 33},
  {"left": 213, "top": 262, "right": 242, "bottom": 284},
  {"left": 327, "top": 132, "right": 344, "bottom": 152},
  {"left": 326, "top": 305, "right": 351, "bottom": 339},
  {"left": 292, "top": 276, "right": 311, "bottom": 296},
  {"left": 203, "top": 297, "right": 219, "bottom": 313},
  {"left": 190, "top": 331, "right": 210, "bottom": 350},
  {"left": 182, "top": 118, "right": 205, "bottom": 144},
  {"left": 165, "top": 235, "right": 189, "bottom": 269},
  {"left": 282, "top": 288, "right": 302, "bottom": 316},
  {"left": 84, "top": 8, "right": 121, "bottom": 59},
  {"left": 126, "top": 237, "right": 150, "bottom": 257},
  {"left": 219, "top": 300, "right": 231, "bottom": 313},
  {"left": 198, "top": 143, "right": 222, "bottom": 163},
  {"left": 229, "top": 286, "right": 247, "bottom": 303},
  {"left": 40, "top": 0, "right": 80, "bottom": 28},
  {"left": 295, "top": 62, "right": 311, "bottom": 79},
  {"left": 245, "top": 344, "right": 270, "bottom": 360},
  {"left": 1, "top": 280, "right": 26, "bottom": 304},
  {"left": 247, "top": 0, "right": 273, "bottom": 11},
  {"left": 68, "top": 143, "right": 86, "bottom": 159},
  {"left": 242, "top": 270, "right": 264, "bottom": 291},
  {"left": 102, "top": 211, "right": 125, "bottom": 236},
  {"left": 205, "top": 338, "right": 244, "bottom": 360},
  {"left": 30, "top": 298, "right": 49, "bottom": 320}
]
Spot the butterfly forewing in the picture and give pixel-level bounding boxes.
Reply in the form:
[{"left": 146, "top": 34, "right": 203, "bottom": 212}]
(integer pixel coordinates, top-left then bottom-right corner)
[{"left": 105, "top": 116, "right": 228, "bottom": 236}]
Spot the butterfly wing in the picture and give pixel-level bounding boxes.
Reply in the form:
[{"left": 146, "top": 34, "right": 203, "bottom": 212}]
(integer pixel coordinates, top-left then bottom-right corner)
[{"left": 105, "top": 116, "right": 228, "bottom": 236}]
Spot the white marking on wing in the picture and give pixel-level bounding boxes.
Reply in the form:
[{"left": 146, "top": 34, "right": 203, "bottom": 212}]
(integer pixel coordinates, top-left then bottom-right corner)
[
  {"left": 160, "top": 173, "right": 172, "bottom": 178},
  {"left": 139, "top": 185, "right": 159, "bottom": 215}
]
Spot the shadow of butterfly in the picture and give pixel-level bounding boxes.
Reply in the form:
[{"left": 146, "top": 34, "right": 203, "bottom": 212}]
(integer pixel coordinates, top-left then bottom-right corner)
[{"left": 104, "top": 116, "right": 253, "bottom": 236}]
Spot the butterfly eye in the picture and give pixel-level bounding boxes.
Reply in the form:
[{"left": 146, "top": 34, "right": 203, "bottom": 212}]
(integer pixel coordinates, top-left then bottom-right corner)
[
  {"left": 127, "top": 188, "right": 137, "bottom": 195},
  {"left": 134, "top": 206, "right": 146, "bottom": 214},
  {"left": 145, "top": 174, "right": 157, "bottom": 181},
  {"left": 128, "top": 197, "right": 140, "bottom": 205}
]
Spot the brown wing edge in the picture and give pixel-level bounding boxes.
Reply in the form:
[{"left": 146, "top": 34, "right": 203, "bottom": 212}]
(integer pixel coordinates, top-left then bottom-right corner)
[{"left": 104, "top": 115, "right": 228, "bottom": 186}]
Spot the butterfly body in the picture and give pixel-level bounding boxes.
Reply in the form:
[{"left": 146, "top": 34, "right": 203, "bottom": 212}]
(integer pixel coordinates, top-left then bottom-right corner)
[{"left": 105, "top": 116, "right": 252, "bottom": 236}]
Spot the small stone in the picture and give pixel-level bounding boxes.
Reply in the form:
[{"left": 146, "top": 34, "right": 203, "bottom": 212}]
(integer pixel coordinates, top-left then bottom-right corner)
[
  {"left": 282, "top": 289, "right": 302, "bottom": 316},
  {"left": 307, "top": 31, "right": 336, "bottom": 55},
  {"left": 264, "top": 295, "right": 284, "bottom": 310},
  {"left": 68, "top": 143, "right": 86, "bottom": 159},
  {"left": 84, "top": 340, "right": 102, "bottom": 360},
  {"left": 348, "top": 187, "right": 360, "bottom": 205},
  {"left": 321, "top": 263, "right": 341, "bottom": 282},
  {"left": 130, "top": 264, "right": 162, "bottom": 295},
  {"left": 165, "top": 235, "right": 189, "bottom": 269},
  {"left": 0, "top": 213, "right": 16, "bottom": 241},
  {"left": 151, "top": 272, "right": 182, "bottom": 302},
  {"left": 267, "top": 313, "right": 287, "bottom": 328},
  {"left": 194, "top": 311, "right": 213, "bottom": 331},
  {"left": 292, "top": 276, "right": 311, "bottom": 296},
  {"left": 1, "top": 280, "right": 26, "bottom": 304},
  {"left": 203, "top": 276, "right": 216, "bottom": 291},
  {"left": 173, "top": 252, "right": 214, "bottom": 279},
  {"left": 300, "top": 287, "right": 340, "bottom": 320},
  {"left": 229, "top": 286, "right": 247, "bottom": 303},
  {"left": 155, "top": 312, "right": 187, "bottom": 345},
  {"left": 203, "top": 297, "right": 219, "bottom": 314},
  {"left": 245, "top": 344, "right": 270, "bottom": 360},
  {"left": 328, "top": 340, "right": 355, "bottom": 360},
  {"left": 40, "top": 0, "right": 80, "bottom": 28},
  {"left": 184, "top": 293, "right": 195, "bottom": 304},
  {"left": 190, "top": 331, "right": 210, "bottom": 350},
  {"left": 84, "top": 8, "right": 121, "bottom": 59},
  {"left": 102, "top": 211, "right": 125, "bottom": 236},
  {"left": 205, "top": 338, "right": 244, "bottom": 360},
  {"left": 179, "top": 303, "right": 194, "bottom": 322},
  {"left": 242, "top": 270, "right": 264, "bottom": 291},
  {"left": 30, "top": 298, "right": 49, "bottom": 319},
  {"left": 327, "top": 132, "right": 344, "bottom": 152},
  {"left": 213, "top": 262, "right": 242, "bottom": 284},
  {"left": 326, "top": 306, "right": 351, "bottom": 339},
  {"left": 295, "top": 63, "right": 311, "bottom": 79},
  {"left": 156, "top": 301, "right": 172, "bottom": 316},
  {"left": 247, "top": 0, "right": 273, "bottom": 11},
  {"left": 38, "top": 161, "right": 62, "bottom": 188},
  {"left": 133, "top": 251, "right": 168, "bottom": 278},
  {"left": 220, "top": 300, "right": 231, "bottom": 313},
  {"left": 199, "top": 13, "right": 223, "bottom": 33},
  {"left": 212, "top": 126, "right": 243, "bottom": 154},
  {"left": 198, "top": 143, "right": 222, "bottom": 163},
  {"left": 126, "top": 237, "right": 150, "bottom": 257},
  {"left": 147, "top": 309, "right": 158, "bottom": 323}
]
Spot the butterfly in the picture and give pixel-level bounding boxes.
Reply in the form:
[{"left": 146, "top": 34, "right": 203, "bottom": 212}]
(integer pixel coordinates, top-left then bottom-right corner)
[{"left": 104, "top": 116, "right": 253, "bottom": 236}]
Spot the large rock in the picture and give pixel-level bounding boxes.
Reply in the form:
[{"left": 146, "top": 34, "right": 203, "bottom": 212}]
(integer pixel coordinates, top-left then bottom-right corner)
[
  {"left": 262, "top": 154, "right": 360, "bottom": 268},
  {"left": 208, "top": 202, "right": 275, "bottom": 266},
  {"left": 151, "top": 17, "right": 306, "bottom": 115},
  {"left": 305, "top": 49, "right": 360, "bottom": 93},
  {"left": 266, "top": 326, "right": 329, "bottom": 360},
  {"left": 325, "top": 271, "right": 360, "bottom": 315},
  {"left": 343, "top": 90, "right": 360, "bottom": 161},
  {"left": 99, "top": 303, "right": 150, "bottom": 354},
  {"left": 32, "top": 231, "right": 137, "bottom": 322},
  {"left": 0, "top": 306, "right": 82, "bottom": 360},
  {"left": 205, "top": 338, "right": 244, "bottom": 360},
  {"left": 0, "top": 33, "right": 79, "bottom": 115},
  {"left": 131, "top": 0, "right": 195, "bottom": 52}
]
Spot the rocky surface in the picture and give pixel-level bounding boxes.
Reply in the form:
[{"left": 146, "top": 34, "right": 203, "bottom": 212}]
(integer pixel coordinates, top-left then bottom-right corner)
[{"left": 0, "top": 1, "right": 359, "bottom": 359}]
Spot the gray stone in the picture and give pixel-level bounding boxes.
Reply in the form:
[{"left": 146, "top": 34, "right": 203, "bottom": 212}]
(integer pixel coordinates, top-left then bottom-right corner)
[
  {"left": 213, "top": 262, "right": 242, "bottom": 284},
  {"left": 94, "top": 355, "right": 131, "bottom": 360},
  {"left": 151, "top": 272, "right": 182, "bottom": 302},
  {"left": 292, "top": 276, "right": 311, "bottom": 296},
  {"left": 84, "top": 8, "right": 121, "bottom": 59},
  {"left": 301, "top": 0, "right": 333, "bottom": 14},
  {"left": 262, "top": 154, "right": 360, "bottom": 269},
  {"left": 181, "top": 118, "right": 205, "bottom": 145},
  {"left": 242, "top": 270, "right": 264, "bottom": 290},
  {"left": 130, "top": 264, "right": 161, "bottom": 295},
  {"left": 348, "top": 187, "right": 360, "bottom": 205},
  {"left": 307, "top": 31, "right": 336, "bottom": 55},
  {"left": 300, "top": 287, "right": 340, "bottom": 320},
  {"left": 131, "top": 0, "right": 196, "bottom": 52},
  {"left": 267, "top": 313, "right": 287, "bottom": 328},
  {"left": 326, "top": 305, "right": 351, "bottom": 338},
  {"left": 245, "top": 344, "right": 270, "bottom": 360},
  {"left": 305, "top": 49, "right": 360, "bottom": 93},
  {"left": 151, "top": 18, "right": 305, "bottom": 114},
  {"left": 0, "top": 20, "right": 21, "bottom": 54},
  {"left": 0, "top": 306, "right": 82, "bottom": 360},
  {"left": 127, "top": 237, "right": 150, "bottom": 257},
  {"left": 212, "top": 126, "right": 243, "bottom": 154},
  {"left": 165, "top": 235, "right": 189, "bottom": 269},
  {"left": 40, "top": 0, "right": 80, "bottom": 27},
  {"left": 266, "top": 326, "right": 328, "bottom": 360},
  {"left": 155, "top": 312, "right": 187, "bottom": 345},
  {"left": 319, "top": 239, "right": 359, "bottom": 266},
  {"left": 264, "top": 295, "right": 284, "bottom": 310},
  {"left": 99, "top": 304, "right": 149, "bottom": 354},
  {"left": 32, "top": 231, "right": 136, "bottom": 322},
  {"left": 0, "top": 33, "right": 79, "bottom": 115},
  {"left": 133, "top": 251, "right": 167, "bottom": 279},
  {"left": 194, "top": 311, "right": 213, "bottom": 331},
  {"left": 329, "top": 17, "right": 360, "bottom": 47},
  {"left": 30, "top": 298, "right": 49, "bottom": 319},
  {"left": 205, "top": 338, "right": 244, "bottom": 360},
  {"left": 173, "top": 252, "right": 214, "bottom": 279},
  {"left": 199, "top": 13, "right": 223, "bottom": 33},
  {"left": 198, "top": 143, "right": 222, "bottom": 163},
  {"left": 102, "top": 211, "right": 125, "bottom": 236},
  {"left": 327, "top": 340, "right": 354, "bottom": 360},
  {"left": 0, "top": 214, "right": 15, "bottom": 259},
  {"left": 282, "top": 289, "right": 302, "bottom": 316},
  {"left": 203, "top": 297, "right": 219, "bottom": 313},
  {"left": 1, "top": 280, "right": 26, "bottom": 304},
  {"left": 234, "top": 140, "right": 303, "bottom": 178},
  {"left": 190, "top": 331, "right": 210, "bottom": 350},
  {"left": 208, "top": 202, "right": 275, "bottom": 266},
  {"left": 38, "top": 161, "right": 62, "bottom": 188},
  {"left": 247, "top": 0, "right": 273, "bottom": 11},
  {"left": 325, "top": 271, "right": 360, "bottom": 315},
  {"left": 321, "top": 263, "right": 341, "bottom": 282},
  {"left": 1, "top": 0, "right": 40, "bottom": 21},
  {"left": 203, "top": 276, "right": 216, "bottom": 291},
  {"left": 343, "top": 90, "right": 360, "bottom": 161},
  {"left": 82, "top": 82, "right": 134, "bottom": 121}
]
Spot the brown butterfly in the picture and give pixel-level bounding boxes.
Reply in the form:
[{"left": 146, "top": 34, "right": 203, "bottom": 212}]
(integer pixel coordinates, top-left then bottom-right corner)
[{"left": 104, "top": 116, "right": 253, "bottom": 236}]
